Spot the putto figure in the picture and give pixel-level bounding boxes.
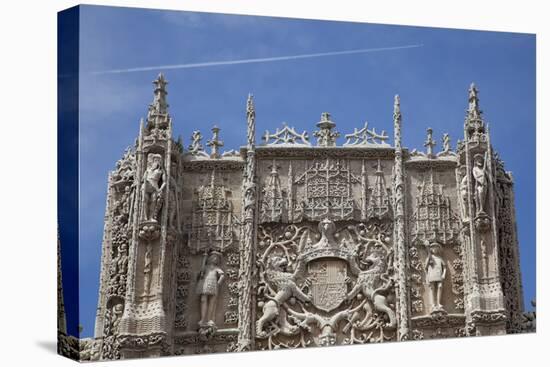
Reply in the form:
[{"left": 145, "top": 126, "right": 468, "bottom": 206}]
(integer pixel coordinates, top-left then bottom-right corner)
[
  {"left": 424, "top": 242, "right": 447, "bottom": 312},
  {"left": 196, "top": 251, "right": 225, "bottom": 328},
  {"left": 141, "top": 153, "right": 166, "bottom": 222}
]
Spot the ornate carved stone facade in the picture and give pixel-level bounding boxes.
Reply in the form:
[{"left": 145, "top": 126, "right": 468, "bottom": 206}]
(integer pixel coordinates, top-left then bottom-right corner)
[{"left": 89, "top": 76, "right": 529, "bottom": 360}]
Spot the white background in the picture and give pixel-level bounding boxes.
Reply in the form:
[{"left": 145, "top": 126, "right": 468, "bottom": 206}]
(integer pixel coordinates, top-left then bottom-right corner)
[{"left": 0, "top": 0, "right": 545, "bottom": 365}]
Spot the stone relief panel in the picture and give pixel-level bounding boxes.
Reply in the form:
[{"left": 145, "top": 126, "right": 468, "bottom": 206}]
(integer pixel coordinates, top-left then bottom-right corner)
[
  {"left": 171, "top": 165, "right": 242, "bottom": 353},
  {"left": 257, "top": 158, "right": 394, "bottom": 225},
  {"left": 107, "top": 149, "right": 136, "bottom": 299},
  {"left": 97, "top": 148, "right": 137, "bottom": 360},
  {"left": 173, "top": 246, "right": 239, "bottom": 338},
  {"left": 293, "top": 159, "right": 360, "bottom": 221},
  {"left": 174, "top": 243, "right": 191, "bottom": 330},
  {"left": 181, "top": 169, "right": 242, "bottom": 253},
  {"left": 259, "top": 160, "right": 285, "bottom": 223},
  {"left": 407, "top": 168, "right": 465, "bottom": 325},
  {"left": 255, "top": 218, "right": 396, "bottom": 349},
  {"left": 102, "top": 297, "right": 125, "bottom": 359}
]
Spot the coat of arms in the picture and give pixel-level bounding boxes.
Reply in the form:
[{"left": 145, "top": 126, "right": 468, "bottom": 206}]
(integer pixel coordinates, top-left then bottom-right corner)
[{"left": 307, "top": 259, "right": 347, "bottom": 312}]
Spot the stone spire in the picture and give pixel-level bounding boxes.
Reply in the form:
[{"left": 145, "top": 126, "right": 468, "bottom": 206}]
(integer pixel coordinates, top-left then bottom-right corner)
[
  {"left": 238, "top": 93, "right": 258, "bottom": 351},
  {"left": 392, "top": 94, "right": 410, "bottom": 340},
  {"left": 246, "top": 94, "right": 256, "bottom": 149},
  {"left": 367, "top": 159, "right": 391, "bottom": 221},
  {"left": 393, "top": 95, "right": 402, "bottom": 149},
  {"left": 314, "top": 112, "right": 339, "bottom": 147},
  {"left": 465, "top": 82, "right": 485, "bottom": 139},
  {"left": 146, "top": 73, "right": 170, "bottom": 132},
  {"left": 150, "top": 73, "right": 168, "bottom": 115}
]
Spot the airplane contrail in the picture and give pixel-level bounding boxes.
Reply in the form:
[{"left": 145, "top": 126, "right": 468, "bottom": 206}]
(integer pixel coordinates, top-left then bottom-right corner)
[{"left": 90, "top": 44, "right": 423, "bottom": 75}]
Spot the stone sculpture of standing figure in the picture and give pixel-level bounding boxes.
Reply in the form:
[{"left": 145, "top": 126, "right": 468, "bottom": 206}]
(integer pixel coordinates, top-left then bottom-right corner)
[
  {"left": 424, "top": 242, "right": 447, "bottom": 312},
  {"left": 142, "top": 243, "right": 153, "bottom": 297},
  {"left": 196, "top": 251, "right": 225, "bottom": 328},
  {"left": 459, "top": 166, "right": 469, "bottom": 220},
  {"left": 472, "top": 153, "right": 488, "bottom": 215},
  {"left": 111, "top": 303, "right": 124, "bottom": 334},
  {"left": 142, "top": 153, "right": 166, "bottom": 222}
]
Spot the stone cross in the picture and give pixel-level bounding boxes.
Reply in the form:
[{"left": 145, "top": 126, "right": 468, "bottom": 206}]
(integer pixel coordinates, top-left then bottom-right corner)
[
  {"left": 424, "top": 128, "right": 436, "bottom": 158},
  {"left": 207, "top": 126, "right": 224, "bottom": 159}
]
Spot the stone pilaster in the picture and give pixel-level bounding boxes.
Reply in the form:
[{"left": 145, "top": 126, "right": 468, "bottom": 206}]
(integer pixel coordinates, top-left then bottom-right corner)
[
  {"left": 118, "top": 74, "right": 174, "bottom": 358},
  {"left": 237, "top": 95, "right": 258, "bottom": 350},
  {"left": 118, "top": 120, "right": 145, "bottom": 337},
  {"left": 392, "top": 95, "right": 411, "bottom": 340},
  {"left": 94, "top": 172, "right": 115, "bottom": 338}
]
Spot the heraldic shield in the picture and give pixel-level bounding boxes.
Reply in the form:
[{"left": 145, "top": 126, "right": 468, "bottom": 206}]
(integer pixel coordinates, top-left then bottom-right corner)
[{"left": 307, "top": 259, "right": 348, "bottom": 312}]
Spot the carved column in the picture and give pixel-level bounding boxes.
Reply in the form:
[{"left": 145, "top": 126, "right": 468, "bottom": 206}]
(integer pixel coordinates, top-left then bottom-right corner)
[
  {"left": 94, "top": 172, "right": 115, "bottom": 338},
  {"left": 460, "top": 84, "right": 506, "bottom": 335},
  {"left": 360, "top": 160, "right": 367, "bottom": 221},
  {"left": 392, "top": 95, "right": 411, "bottom": 340},
  {"left": 237, "top": 95, "right": 258, "bottom": 350},
  {"left": 495, "top": 165, "right": 525, "bottom": 333},
  {"left": 117, "top": 119, "right": 145, "bottom": 342}
]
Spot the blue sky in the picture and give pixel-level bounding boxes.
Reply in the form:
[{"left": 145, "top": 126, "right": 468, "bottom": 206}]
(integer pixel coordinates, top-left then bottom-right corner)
[{"left": 74, "top": 5, "right": 535, "bottom": 337}]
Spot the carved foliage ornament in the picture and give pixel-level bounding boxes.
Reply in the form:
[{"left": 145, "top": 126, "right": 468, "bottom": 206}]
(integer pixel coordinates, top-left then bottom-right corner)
[{"left": 343, "top": 121, "right": 389, "bottom": 147}]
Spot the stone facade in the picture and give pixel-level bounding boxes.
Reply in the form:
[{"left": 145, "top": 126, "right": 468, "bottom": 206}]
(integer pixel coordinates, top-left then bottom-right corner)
[{"left": 83, "top": 75, "right": 530, "bottom": 360}]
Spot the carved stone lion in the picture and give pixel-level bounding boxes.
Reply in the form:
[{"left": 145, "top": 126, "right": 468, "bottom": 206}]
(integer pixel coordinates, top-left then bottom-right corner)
[
  {"left": 346, "top": 249, "right": 396, "bottom": 329},
  {"left": 256, "top": 255, "right": 311, "bottom": 338}
]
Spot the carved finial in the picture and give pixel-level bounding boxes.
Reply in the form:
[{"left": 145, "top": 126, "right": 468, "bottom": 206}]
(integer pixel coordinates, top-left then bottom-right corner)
[
  {"left": 144, "top": 73, "right": 170, "bottom": 133},
  {"left": 207, "top": 126, "right": 224, "bottom": 159},
  {"left": 151, "top": 73, "right": 168, "bottom": 115},
  {"left": 424, "top": 128, "right": 436, "bottom": 157},
  {"left": 246, "top": 94, "right": 256, "bottom": 149},
  {"left": 394, "top": 95, "right": 401, "bottom": 118},
  {"left": 209, "top": 168, "right": 217, "bottom": 188},
  {"left": 393, "top": 95, "right": 402, "bottom": 150},
  {"left": 464, "top": 83, "right": 486, "bottom": 141},
  {"left": 313, "top": 112, "right": 339, "bottom": 147},
  {"left": 442, "top": 133, "right": 451, "bottom": 153},
  {"left": 269, "top": 159, "right": 280, "bottom": 175}
]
